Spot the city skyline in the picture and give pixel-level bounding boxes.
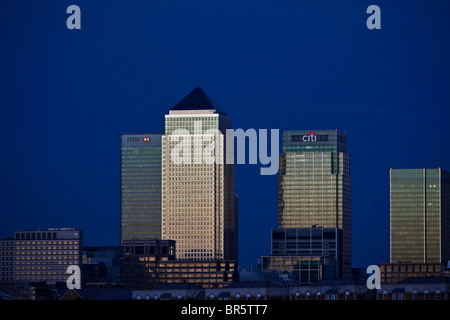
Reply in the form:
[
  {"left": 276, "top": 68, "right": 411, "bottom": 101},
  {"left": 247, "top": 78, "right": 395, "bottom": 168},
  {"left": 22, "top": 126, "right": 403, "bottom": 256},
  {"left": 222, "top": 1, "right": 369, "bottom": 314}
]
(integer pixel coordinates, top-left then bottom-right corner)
[{"left": 1, "top": 0, "right": 450, "bottom": 271}]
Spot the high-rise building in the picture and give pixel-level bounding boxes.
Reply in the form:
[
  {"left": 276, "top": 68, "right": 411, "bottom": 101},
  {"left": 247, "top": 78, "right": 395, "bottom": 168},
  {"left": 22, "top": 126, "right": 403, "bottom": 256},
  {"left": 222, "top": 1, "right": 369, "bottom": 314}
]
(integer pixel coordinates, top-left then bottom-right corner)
[
  {"left": 120, "top": 133, "right": 163, "bottom": 243},
  {"left": 390, "top": 168, "right": 450, "bottom": 264},
  {"left": 278, "top": 130, "right": 351, "bottom": 278},
  {"left": 161, "top": 86, "right": 237, "bottom": 261}
]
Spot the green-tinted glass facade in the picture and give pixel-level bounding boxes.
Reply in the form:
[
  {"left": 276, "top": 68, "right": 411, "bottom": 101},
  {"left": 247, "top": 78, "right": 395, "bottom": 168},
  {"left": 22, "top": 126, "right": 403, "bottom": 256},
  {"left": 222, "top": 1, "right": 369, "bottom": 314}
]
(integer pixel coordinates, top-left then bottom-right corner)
[
  {"left": 390, "top": 168, "right": 450, "bottom": 264},
  {"left": 121, "top": 134, "right": 162, "bottom": 244},
  {"left": 278, "top": 130, "right": 351, "bottom": 278}
]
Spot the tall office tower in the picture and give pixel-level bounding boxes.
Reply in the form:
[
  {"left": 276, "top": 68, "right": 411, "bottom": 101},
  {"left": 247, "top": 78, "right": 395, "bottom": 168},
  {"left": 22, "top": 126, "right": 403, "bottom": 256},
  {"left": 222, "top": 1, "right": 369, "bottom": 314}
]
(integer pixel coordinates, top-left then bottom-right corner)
[
  {"left": 162, "top": 86, "right": 237, "bottom": 261},
  {"left": 12, "top": 228, "right": 82, "bottom": 281},
  {"left": 121, "top": 133, "right": 162, "bottom": 244},
  {"left": 278, "top": 130, "right": 351, "bottom": 278},
  {"left": 390, "top": 168, "right": 450, "bottom": 264}
]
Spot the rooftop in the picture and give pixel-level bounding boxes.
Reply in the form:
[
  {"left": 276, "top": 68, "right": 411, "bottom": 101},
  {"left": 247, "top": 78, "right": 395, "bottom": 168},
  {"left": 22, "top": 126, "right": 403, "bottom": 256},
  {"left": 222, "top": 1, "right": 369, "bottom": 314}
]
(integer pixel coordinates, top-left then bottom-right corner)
[{"left": 171, "top": 86, "right": 227, "bottom": 116}]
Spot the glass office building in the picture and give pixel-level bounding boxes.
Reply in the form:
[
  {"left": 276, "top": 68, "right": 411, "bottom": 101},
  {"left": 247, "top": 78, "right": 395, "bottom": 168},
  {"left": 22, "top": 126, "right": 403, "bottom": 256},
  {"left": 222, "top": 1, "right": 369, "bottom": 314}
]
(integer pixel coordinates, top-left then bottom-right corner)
[
  {"left": 121, "top": 133, "right": 163, "bottom": 243},
  {"left": 162, "top": 86, "right": 237, "bottom": 261},
  {"left": 278, "top": 130, "right": 351, "bottom": 278},
  {"left": 390, "top": 168, "right": 450, "bottom": 264},
  {"left": 258, "top": 256, "right": 336, "bottom": 284},
  {"left": 271, "top": 227, "right": 340, "bottom": 275}
]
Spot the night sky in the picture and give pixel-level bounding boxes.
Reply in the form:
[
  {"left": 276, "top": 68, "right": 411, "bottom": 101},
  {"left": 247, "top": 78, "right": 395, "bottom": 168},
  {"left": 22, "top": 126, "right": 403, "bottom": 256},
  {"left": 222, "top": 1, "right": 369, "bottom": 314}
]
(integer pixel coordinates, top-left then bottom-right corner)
[{"left": 1, "top": 0, "right": 449, "bottom": 269}]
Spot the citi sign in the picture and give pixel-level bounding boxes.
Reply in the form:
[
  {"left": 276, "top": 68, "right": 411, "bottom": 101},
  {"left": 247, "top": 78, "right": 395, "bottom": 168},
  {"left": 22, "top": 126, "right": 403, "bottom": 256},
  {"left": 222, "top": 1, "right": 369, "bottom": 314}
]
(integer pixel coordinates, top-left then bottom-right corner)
[{"left": 302, "top": 132, "right": 317, "bottom": 142}]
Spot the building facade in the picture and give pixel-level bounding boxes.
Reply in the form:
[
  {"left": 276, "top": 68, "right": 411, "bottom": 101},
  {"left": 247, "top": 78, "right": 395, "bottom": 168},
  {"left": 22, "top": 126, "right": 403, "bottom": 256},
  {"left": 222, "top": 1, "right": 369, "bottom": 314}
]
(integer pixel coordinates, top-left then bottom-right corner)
[
  {"left": 390, "top": 168, "right": 450, "bottom": 264},
  {"left": 278, "top": 130, "right": 351, "bottom": 277},
  {"left": 81, "top": 246, "right": 122, "bottom": 285},
  {"left": 161, "top": 86, "right": 237, "bottom": 261},
  {"left": 376, "top": 277, "right": 450, "bottom": 300},
  {"left": 379, "top": 262, "right": 443, "bottom": 284},
  {"left": 258, "top": 256, "right": 336, "bottom": 284},
  {"left": 120, "top": 133, "right": 163, "bottom": 243},
  {"left": 0, "top": 239, "right": 14, "bottom": 282},
  {"left": 132, "top": 279, "right": 371, "bottom": 301},
  {"left": 0, "top": 228, "right": 82, "bottom": 283},
  {"left": 122, "top": 239, "right": 237, "bottom": 289},
  {"left": 270, "top": 227, "right": 341, "bottom": 278}
]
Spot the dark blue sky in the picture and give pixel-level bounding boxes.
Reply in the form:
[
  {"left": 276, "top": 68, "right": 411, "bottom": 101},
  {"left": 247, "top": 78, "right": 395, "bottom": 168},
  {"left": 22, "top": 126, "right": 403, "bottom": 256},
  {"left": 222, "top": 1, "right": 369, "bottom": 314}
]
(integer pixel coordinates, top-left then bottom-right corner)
[{"left": 1, "top": 0, "right": 449, "bottom": 269}]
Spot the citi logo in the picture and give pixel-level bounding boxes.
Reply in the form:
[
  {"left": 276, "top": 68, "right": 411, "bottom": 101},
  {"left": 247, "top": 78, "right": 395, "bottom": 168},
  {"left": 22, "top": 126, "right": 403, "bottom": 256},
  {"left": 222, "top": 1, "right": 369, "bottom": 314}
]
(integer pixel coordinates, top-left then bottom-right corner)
[{"left": 302, "top": 132, "right": 317, "bottom": 142}]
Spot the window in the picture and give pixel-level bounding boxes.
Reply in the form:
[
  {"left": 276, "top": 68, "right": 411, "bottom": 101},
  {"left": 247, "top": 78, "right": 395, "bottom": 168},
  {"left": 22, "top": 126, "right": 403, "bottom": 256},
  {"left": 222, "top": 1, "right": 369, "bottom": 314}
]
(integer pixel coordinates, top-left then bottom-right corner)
[
  {"left": 412, "top": 291, "right": 417, "bottom": 300},
  {"left": 316, "top": 292, "right": 321, "bottom": 300},
  {"left": 392, "top": 293, "right": 404, "bottom": 300},
  {"left": 424, "top": 290, "right": 429, "bottom": 300},
  {"left": 436, "top": 290, "right": 441, "bottom": 300}
]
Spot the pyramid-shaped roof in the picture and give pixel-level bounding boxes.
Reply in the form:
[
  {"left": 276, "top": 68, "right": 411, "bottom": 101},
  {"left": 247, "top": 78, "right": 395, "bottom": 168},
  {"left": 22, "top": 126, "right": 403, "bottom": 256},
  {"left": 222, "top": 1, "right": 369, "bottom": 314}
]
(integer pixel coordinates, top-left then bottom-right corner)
[{"left": 171, "top": 86, "right": 227, "bottom": 115}]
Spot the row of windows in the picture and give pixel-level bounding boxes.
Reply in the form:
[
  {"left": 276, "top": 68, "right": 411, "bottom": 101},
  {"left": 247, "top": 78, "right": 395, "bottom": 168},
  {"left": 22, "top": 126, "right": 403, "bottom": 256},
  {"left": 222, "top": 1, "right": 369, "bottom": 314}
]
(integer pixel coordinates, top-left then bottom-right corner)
[
  {"left": 166, "top": 116, "right": 219, "bottom": 121},
  {"left": 15, "top": 233, "right": 80, "bottom": 241},
  {"left": 14, "top": 265, "right": 78, "bottom": 270},
  {"left": 380, "top": 290, "right": 442, "bottom": 300},
  {"left": 15, "top": 257, "right": 79, "bottom": 262},
  {"left": 13, "top": 241, "right": 79, "bottom": 245}
]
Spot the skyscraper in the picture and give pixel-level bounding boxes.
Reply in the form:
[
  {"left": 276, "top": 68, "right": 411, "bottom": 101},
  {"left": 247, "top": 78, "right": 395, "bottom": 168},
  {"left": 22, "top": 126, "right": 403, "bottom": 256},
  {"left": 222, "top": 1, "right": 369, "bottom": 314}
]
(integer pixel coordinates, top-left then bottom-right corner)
[
  {"left": 390, "top": 168, "right": 450, "bottom": 264},
  {"left": 120, "top": 133, "right": 163, "bottom": 243},
  {"left": 161, "top": 86, "right": 237, "bottom": 261},
  {"left": 278, "top": 130, "right": 351, "bottom": 278}
]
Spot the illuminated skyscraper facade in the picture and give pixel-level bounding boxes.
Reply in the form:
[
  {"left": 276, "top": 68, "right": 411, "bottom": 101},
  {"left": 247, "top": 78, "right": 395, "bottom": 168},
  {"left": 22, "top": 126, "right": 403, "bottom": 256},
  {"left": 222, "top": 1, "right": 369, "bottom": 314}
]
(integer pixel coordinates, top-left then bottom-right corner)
[
  {"left": 278, "top": 130, "right": 351, "bottom": 278},
  {"left": 120, "top": 133, "right": 162, "bottom": 243},
  {"left": 390, "top": 168, "right": 450, "bottom": 264},
  {"left": 161, "top": 87, "right": 237, "bottom": 261}
]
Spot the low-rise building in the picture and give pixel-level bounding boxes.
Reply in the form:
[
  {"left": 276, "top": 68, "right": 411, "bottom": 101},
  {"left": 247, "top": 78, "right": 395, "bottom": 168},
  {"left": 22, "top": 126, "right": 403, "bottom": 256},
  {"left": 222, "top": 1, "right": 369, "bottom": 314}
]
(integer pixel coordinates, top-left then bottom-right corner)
[
  {"left": 379, "top": 262, "right": 443, "bottom": 284},
  {"left": 258, "top": 255, "right": 336, "bottom": 284},
  {"left": 122, "top": 239, "right": 238, "bottom": 289},
  {"left": 376, "top": 277, "right": 450, "bottom": 300},
  {"left": 133, "top": 283, "right": 204, "bottom": 300},
  {"left": 206, "top": 281, "right": 289, "bottom": 300},
  {"left": 290, "top": 279, "right": 370, "bottom": 300}
]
